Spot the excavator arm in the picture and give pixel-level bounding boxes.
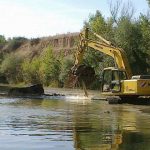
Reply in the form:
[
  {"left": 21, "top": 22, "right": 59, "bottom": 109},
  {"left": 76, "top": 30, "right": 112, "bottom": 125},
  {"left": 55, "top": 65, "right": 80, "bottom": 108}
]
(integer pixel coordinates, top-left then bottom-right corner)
[{"left": 72, "top": 28, "right": 132, "bottom": 79}]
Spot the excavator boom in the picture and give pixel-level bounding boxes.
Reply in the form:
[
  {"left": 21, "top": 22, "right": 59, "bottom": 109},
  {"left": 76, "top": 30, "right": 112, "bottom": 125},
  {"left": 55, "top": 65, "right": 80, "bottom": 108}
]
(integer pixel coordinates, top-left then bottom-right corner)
[{"left": 73, "top": 28, "right": 132, "bottom": 79}]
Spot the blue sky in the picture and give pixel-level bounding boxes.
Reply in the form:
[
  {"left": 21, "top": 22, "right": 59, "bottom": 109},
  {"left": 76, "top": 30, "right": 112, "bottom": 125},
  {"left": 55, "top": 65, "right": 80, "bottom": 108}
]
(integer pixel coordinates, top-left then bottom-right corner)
[{"left": 0, "top": 0, "right": 149, "bottom": 38}]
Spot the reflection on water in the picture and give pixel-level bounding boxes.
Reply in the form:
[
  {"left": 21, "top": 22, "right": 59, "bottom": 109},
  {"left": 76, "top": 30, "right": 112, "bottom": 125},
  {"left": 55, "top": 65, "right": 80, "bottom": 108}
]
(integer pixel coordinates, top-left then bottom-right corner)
[{"left": 0, "top": 93, "right": 150, "bottom": 149}]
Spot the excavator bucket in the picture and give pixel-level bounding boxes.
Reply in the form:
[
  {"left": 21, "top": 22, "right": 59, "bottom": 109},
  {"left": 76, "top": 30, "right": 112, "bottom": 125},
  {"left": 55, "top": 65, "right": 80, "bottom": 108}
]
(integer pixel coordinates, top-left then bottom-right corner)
[
  {"left": 65, "top": 64, "right": 95, "bottom": 97},
  {"left": 65, "top": 64, "right": 95, "bottom": 88},
  {"left": 73, "top": 64, "right": 95, "bottom": 84}
]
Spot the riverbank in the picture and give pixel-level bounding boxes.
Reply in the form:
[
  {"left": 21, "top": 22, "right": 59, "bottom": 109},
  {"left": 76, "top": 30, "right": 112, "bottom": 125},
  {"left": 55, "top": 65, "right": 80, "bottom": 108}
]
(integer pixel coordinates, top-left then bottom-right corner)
[
  {"left": 0, "top": 84, "right": 105, "bottom": 100},
  {"left": 1, "top": 84, "right": 150, "bottom": 105}
]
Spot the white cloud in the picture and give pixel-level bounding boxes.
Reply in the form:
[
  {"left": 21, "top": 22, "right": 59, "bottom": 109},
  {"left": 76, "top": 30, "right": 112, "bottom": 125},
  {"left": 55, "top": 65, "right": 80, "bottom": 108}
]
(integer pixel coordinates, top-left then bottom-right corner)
[
  {"left": 0, "top": 0, "right": 147, "bottom": 38},
  {"left": 0, "top": 1, "right": 88, "bottom": 38}
]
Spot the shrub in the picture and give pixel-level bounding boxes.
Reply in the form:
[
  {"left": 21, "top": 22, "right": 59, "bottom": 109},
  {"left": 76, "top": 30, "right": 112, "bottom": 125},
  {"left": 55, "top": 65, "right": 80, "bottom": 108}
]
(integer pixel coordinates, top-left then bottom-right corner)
[
  {"left": 40, "top": 46, "right": 61, "bottom": 86},
  {"left": 30, "top": 38, "right": 40, "bottom": 46},
  {"left": 22, "top": 46, "right": 62, "bottom": 86},
  {"left": 59, "top": 57, "right": 74, "bottom": 85},
  {"left": 0, "top": 53, "right": 23, "bottom": 83},
  {"left": 22, "top": 58, "right": 41, "bottom": 84},
  {"left": 7, "top": 37, "right": 28, "bottom": 52},
  {"left": 0, "top": 35, "right": 6, "bottom": 44}
]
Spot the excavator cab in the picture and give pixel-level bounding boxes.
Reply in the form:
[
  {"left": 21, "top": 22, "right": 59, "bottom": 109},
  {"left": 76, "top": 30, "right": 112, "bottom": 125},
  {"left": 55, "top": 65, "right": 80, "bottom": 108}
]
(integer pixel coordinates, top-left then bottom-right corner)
[{"left": 102, "top": 67, "right": 127, "bottom": 93}]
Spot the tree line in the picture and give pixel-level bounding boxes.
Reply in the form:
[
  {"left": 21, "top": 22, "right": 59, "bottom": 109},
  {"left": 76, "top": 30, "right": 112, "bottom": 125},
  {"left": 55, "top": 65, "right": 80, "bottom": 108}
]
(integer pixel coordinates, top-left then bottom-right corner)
[{"left": 83, "top": 0, "right": 150, "bottom": 77}]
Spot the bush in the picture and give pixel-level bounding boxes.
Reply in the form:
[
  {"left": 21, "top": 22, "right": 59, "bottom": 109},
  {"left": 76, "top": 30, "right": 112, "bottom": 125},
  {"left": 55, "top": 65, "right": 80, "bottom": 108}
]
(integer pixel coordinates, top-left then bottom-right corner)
[
  {"left": 7, "top": 37, "right": 28, "bottom": 52},
  {"left": 0, "top": 35, "right": 6, "bottom": 44},
  {"left": 30, "top": 38, "right": 40, "bottom": 46},
  {"left": 0, "top": 53, "right": 23, "bottom": 83},
  {"left": 21, "top": 46, "right": 62, "bottom": 86},
  {"left": 22, "top": 58, "right": 41, "bottom": 84},
  {"left": 40, "top": 46, "right": 61, "bottom": 86},
  {"left": 59, "top": 57, "right": 74, "bottom": 85}
]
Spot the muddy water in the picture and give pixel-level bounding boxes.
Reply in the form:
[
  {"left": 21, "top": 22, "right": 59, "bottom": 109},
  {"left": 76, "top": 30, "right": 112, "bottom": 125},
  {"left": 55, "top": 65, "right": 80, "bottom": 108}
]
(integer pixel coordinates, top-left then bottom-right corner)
[{"left": 0, "top": 89, "right": 150, "bottom": 150}]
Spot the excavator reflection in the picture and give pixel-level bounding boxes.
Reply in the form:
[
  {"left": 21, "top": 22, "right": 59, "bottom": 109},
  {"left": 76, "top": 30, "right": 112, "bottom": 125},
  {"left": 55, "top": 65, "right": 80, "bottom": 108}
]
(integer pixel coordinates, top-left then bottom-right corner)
[{"left": 72, "top": 105, "right": 123, "bottom": 150}]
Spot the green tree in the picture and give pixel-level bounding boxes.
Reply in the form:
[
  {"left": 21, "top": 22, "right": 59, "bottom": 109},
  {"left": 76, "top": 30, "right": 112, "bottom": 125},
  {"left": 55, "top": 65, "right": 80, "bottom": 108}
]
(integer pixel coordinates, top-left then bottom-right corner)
[
  {"left": 22, "top": 58, "right": 41, "bottom": 84},
  {"left": 139, "top": 14, "right": 150, "bottom": 54},
  {"left": 22, "top": 46, "right": 62, "bottom": 86},
  {"left": 147, "top": 0, "right": 150, "bottom": 6},
  {"left": 86, "top": 10, "right": 107, "bottom": 35},
  {"left": 59, "top": 56, "right": 74, "bottom": 85},
  {"left": 82, "top": 0, "right": 150, "bottom": 77},
  {"left": 7, "top": 37, "right": 28, "bottom": 52},
  {"left": 139, "top": 14, "right": 150, "bottom": 73},
  {"left": 84, "top": 10, "right": 114, "bottom": 75},
  {"left": 40, "top": 46, "right": 61, "bottom": 86},
  {"left": 114, "top": 17, "right": 139, "bottom": 73},
  {"left": 1, "top": 53, "right": 23, "bottom": 83},
  {"left": 0, "top": 35, "right": 6, "bottom": 44}
]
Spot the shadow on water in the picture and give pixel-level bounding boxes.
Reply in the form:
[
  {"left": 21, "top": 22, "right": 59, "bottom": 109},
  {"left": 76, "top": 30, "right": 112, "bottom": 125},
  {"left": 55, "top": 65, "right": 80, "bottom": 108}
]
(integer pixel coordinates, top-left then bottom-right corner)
[{"left": 120, "top": 97, "right": 150, "bottom": 106}]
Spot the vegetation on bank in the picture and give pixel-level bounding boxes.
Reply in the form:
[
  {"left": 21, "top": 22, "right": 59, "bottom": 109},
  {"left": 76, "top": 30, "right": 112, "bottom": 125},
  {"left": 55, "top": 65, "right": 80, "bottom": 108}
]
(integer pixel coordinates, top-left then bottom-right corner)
[
  {"left": 0, "top": 46, "right": 73, "bottom": 87},
  {"left": 0, "top": 0, "right": 149, "bottom": 89}
]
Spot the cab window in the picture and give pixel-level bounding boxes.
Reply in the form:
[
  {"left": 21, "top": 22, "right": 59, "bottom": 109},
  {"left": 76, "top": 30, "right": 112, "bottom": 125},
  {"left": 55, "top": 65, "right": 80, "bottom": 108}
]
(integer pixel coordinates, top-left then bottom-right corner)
[
  {"left": 102, "top": 70, "right": 112, "bottom": 92},
  {"left": 119, "top": 71, "right": 127, "bottom": 80}
]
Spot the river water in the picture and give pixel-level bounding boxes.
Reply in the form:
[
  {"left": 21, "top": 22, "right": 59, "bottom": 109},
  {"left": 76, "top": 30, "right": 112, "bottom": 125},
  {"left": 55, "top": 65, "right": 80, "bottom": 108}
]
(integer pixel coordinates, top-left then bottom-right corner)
[{"left": 0, "top": 88, "right": 150, "bottom": 150}]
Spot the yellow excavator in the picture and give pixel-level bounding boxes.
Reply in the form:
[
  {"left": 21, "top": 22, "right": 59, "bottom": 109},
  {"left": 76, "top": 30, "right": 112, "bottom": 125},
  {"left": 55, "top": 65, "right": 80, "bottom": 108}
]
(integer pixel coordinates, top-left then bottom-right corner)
[{"left": 71, "top": 28, "right": 150, "bottom": 103}]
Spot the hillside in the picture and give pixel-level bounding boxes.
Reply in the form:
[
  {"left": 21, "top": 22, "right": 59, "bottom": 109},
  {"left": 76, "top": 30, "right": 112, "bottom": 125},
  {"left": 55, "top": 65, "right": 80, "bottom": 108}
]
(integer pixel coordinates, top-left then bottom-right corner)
[{"left": 0, "top": 32, "right": 79, "bottom": 59}]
